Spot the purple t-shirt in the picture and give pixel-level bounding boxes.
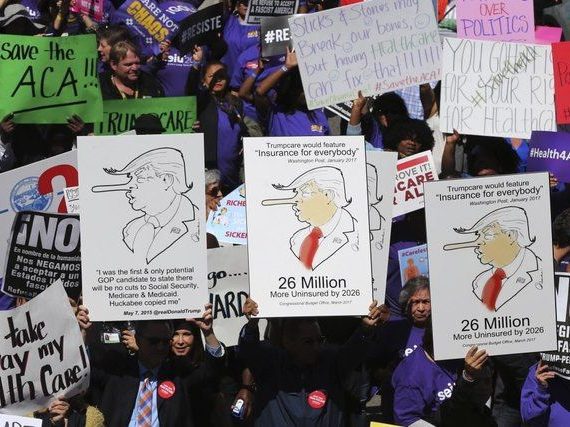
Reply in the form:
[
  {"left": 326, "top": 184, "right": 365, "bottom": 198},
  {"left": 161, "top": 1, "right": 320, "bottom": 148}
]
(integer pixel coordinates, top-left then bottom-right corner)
[
  {"left": 155, "top": 47, "right": 195, "bottom": 97},
  {"left": 216, "top": 106, "right": 242, "bottom": 190},
  {"left": 392, "top": 347, "right": 459, "bottom": 426},
  {"left": 221, "top": 14, "right": 260, "bottom": 78},
  {"left": 21, "top": 0, "right": 41, "bottom": 22},
  {"left": 269, "top": 108, "right": 330, "bottom": 137},
  {"left": 403, "top": 326, "right": 425, "bottom": 357}
]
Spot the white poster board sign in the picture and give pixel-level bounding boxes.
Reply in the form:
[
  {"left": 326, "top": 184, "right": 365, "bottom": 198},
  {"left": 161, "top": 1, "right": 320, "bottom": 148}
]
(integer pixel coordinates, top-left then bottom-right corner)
[
  {"left": 393, "top": 151, "right": 438, "bottom": 217},
  {"left": 289, "top": 0, "right": 441, "bottom": 110},
  {"left": 244, "top": 136, "right": 372, "bottom": 317},
  {"left": 208, "top": 246, "right": 266, "bottom": 346},
  {"left": 63, "top": 186, "right": 80, "bottom": 214},
  {"left": 0, "top": 415, "right": 42, "bottom": 426},
  {"left": 78, "top": 135, "right": 207, "bottom": 321},
  {"left": 206, "top": 184, "right": 247, "bottom": 246},
  {"left": 0, "top": 281, "right": 90, "bottom": 415},
  {"left": 367, "top": 151, "right": 397, "bottom": 301},
  {"left": 440, "top": 38, "right": 556, "bottom": 138},
  {"left": 424, "top": 173, "right": 557, "bottom": 360},
  {"left": 0, "top": 152, "right": 78, "bottom": 299}
]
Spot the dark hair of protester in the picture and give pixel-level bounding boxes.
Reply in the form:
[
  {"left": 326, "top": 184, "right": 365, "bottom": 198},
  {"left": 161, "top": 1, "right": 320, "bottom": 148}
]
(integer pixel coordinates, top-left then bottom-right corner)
[
  {"left": 109, "top": 40, "right": 140, "bottom": 64},
  {"left": 371, "top": 92, "right": 410, "bottom": 125},
  {"left": 383, "top": 118, "right": 435, "bottom": 156},
  {"left": 465, "top": 136, "right": 521, "bottom": 176},
  {"left": 553, "top": 208, "right": 570, "bottom": 247},
  {"left": 97, "top": 25, "right": 132, "bottom": 46},
  {"left": 274, "top": 69, "right": 307, "bottom": 113},
  {"left": 136, "top": 319, "right": 173, "bottom": 339},
  {"left": 171, "top": 319, "right": 205, "bottom": 367},
  {"left": 399, "top": 276, "right": 430, "bottom": 315},
  {"left": 134, "top": 114, "right": 165, "bottom": 134}
]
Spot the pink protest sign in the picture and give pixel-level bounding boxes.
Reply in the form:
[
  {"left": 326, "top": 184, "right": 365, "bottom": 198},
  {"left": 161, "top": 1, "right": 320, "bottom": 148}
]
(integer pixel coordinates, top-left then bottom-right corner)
[
  {"left": 70, "top": 0, "right": 104, "bottom": 22},
  {"left": 535, "top": 26, "right": 563, "bottom": 45},
  {"left": 456, "top": 0, "right": 535, "bottom": 42}
]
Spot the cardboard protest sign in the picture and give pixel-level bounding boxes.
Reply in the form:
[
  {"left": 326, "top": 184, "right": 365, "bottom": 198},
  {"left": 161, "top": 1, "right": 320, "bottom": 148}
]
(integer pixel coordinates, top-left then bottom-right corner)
[
  {"left": 440, "top": 38, "right": 556, "bottom": 138},
  {"left": 243, "top": 136, "right": 372, "bottom": 317},
  {"left": 247, "top": 0, "right": 299, "bottom": 25},
  {"left": 541, "top": 273, "right": 570, "bottom": 379},
  {"left": 424, "top": 173, "right": 556, "bottom": 360},
  {"left": 289, "top": 0, "right": 441, "bottom": 110},
  {"left": 393, "top": 151, "right": 438, "bottom": 217},
  {"left": 456, "top": 0, "right": 534, "bottom": 42},
  {"left": 70, "top": 0, "right": 105, "bottom": 21},
  {"left": 552, "top": 42, "right": 570, "bottom": 125},
  {"left": 173, "top": 3, "right": 224, "bottom": 55},
  {"left": 398, "top": 244, "right": 428, "bottom": 287},
  {"left": 0, "top": 35, "right": 102, "bottom": 124},
  {"left": 0, "top": 151, "right": 78, "bottom": 304},
  {"left": 535, "top": 26, "right": 563, "bottom": 45},
  {"left": 206, "top": 184, "right": 247, "bottom": 246},
  {"left": 208, "top": 246, "right": 267, "bottom": 346},
  {"left": 261, "top": 15, "right": 293, "bottom": 58},
  {"left": 0, "top": 415, "right": 41, "bottom": 426},
  {"left": 527, "top": 131, "right": 570, "bottom": 183},
  {"left": 0, "top": 281, "right": 90, "bottom": 415},
  {"left": 367, "top": 151, "right": 397, "bottom": 301},
  {"left": 95, "top": 97, "right": 197, "bottom": 135},
  {"left": 78, "top": 134, "right": 207, "bottom": 321},
  {"left": 63, "top": 187, "right": 80, "bottom": 214},
  {"left": 3, "top": 212, "right": 81, "bottom": 301}
]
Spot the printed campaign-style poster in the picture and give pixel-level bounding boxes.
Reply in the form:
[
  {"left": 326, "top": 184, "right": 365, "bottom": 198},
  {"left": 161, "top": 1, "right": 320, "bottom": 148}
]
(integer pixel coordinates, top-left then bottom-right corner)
[
  {"left": 244, "top": 136, "right": 372, "bottom": 317},
  {"left": 206, "top": 184, "right": 247, "bottom": 246},
  {"left": 208, "top": 246, "right": 267, "bottom": 346},
  {"left": 527, "top": 131, "right": 570, "bottom": 183},
  {"left": 78, "top": 134, "right": 207, "bottom": 321},
  {"left": 367, "top": 151, "right": 397, "bottom": 301},
  {"left": 247, "top": 0, "right": 299, "bottom": 25},
  {"left": 398, "top": 244, "right": 428, "bottom": 287},
  {"left": 541, "top": 273, "right": 570, "bottom": 379},
  {"left": 424, "top": 173, "right": 557, "bottom": 360},
  {"left": 0, "top": 151, "right": 78, "bottom": 304},
  {"left": 393, "top": 151, "right": 438, "bottom": 217},
  {"left": 0, "top": 281, "right": 90, "bottom": 415}
]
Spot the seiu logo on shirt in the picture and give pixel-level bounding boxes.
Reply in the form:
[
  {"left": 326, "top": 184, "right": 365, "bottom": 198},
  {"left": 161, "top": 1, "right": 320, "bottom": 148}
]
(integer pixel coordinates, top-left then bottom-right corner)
[
  {"left": 168, "top": 54, "right": 191, "bottom": 66},
  {"left": 247, "top": 30, "right": 259, "bottom": 38},
  {"left": 436, "top": 382, "right": 455, "bottom": 401},
  {"left": 311, "top": 124, "right": 324, "bottom": 133},
  {"left": 25, "top": 7, "right": 39, "bottom": 17},
  {"left": 404, "top": 345, "right": 418, "bottom": 357},
  {"left": 167, "top": 5, "right": 193, "bottom": 13}
]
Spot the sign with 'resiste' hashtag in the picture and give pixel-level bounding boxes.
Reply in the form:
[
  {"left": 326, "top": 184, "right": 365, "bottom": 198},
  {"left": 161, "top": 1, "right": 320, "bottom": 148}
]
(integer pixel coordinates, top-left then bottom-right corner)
[
  {"left": 173, "top": 2, "right": 224, "bottom": 55},
  {"left": 261, "top": 15, "right": 294, "bottom": 57}
]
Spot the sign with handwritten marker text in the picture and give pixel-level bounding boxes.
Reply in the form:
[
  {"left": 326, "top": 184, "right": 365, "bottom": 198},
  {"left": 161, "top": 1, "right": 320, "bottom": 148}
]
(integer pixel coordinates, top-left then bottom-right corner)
[
  {"left": 456, "top": 0, "right": 535, "bottom": 42},
  {"left": 289, "top": 0, "right": 441, "bottom": 110},
  {"left": 440, "top": 38, "right": 556, "bottom": 138},
  {"left": 0, "top": 35, "right": 102, "bottom": 124}
]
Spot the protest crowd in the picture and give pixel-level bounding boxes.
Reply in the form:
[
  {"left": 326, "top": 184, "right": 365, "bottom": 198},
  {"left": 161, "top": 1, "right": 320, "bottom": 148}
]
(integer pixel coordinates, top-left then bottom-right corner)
[{"left": 1, "top": 0, "right": 570, "bottom": 426}]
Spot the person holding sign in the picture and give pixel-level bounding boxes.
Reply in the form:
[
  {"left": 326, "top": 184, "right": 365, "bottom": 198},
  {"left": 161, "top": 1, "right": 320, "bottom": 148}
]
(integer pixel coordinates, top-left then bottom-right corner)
[{"left": 383, "top": 119, "right": 435, "bottom": 160}]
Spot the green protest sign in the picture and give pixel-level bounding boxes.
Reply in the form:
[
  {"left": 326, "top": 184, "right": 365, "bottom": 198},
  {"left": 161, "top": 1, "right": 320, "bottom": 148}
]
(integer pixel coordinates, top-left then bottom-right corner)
[
  {"left": 0, "top": 34, "right": 103, "bottom": 124},
  {"left": 95, "top": 97, "right": 197, "bottom": 134}
]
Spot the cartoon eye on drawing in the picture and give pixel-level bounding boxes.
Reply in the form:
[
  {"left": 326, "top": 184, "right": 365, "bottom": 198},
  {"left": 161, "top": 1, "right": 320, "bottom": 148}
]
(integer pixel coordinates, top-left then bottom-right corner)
[
  {"left": 443, "top": 206, "right": 542, "bottom": 312},
  {"left": 261, "top": 166, "right": 358, "bottom": 271},
  {"left": 91, "top": 147, "right": 198, "bottom": 265},
  {"left": 367, "top": 163, "right": 385, "bottom": 247}
]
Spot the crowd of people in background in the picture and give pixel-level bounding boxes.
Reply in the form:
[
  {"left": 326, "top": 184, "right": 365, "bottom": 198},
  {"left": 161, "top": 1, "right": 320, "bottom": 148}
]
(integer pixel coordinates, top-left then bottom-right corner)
[{"left": 1, "top": 0, "right": 570, "bottom": 425}]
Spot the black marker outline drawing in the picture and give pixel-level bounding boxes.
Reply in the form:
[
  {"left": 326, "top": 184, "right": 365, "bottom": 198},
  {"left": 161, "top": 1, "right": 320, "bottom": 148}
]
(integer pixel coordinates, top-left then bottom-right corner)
[
  {"left": 367, "top": 163, "right": 386, "bottom": 247},
  {"left": 443, "top": 206, "right": 542, "bottom": 312},
  {"left": 92, "top": 147, "right": 198, "bottom": 264},
  {"left": 261, "top": 166, "right": 358, "bottom": 271}
]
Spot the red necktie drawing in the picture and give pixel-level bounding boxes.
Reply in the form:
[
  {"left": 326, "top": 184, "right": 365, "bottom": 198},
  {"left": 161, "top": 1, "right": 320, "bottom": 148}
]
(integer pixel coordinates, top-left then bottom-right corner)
[
  {"left": 481, "top": 268, "right": 506, "bottom": 311},
  {"left": 299, "top": 227, "right": 323, "bottom": 270}
]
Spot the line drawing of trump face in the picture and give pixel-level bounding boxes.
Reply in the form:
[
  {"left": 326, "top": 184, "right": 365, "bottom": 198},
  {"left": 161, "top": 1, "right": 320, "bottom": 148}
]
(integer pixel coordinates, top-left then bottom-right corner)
[
  {"left": 261, "top": 166, "right": 357, "bottom": 270},
  {"left": 92, "top": 147, "right": 198, "bottom": 264},
  {"left": 444, "top": 206, "right": 542, "bottom": 311}
]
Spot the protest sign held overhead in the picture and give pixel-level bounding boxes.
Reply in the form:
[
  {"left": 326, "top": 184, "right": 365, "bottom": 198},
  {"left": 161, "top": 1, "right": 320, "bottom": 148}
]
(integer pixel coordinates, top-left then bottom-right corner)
[
  {"left": 527, "top": 131, "right": 570, "bottom": 183},
  {"left": 541, "top": 273, "right": 570, "bottom": 379},
  {"left": 0, "top": 35, "right": 102, "bottom": 124},
  {"left": 398, "top": 244, "right": 428, "bottom": 287},
  {"left": 552, "top": 42, "right": 570, "bottom": 125},
  {"left": 243, "top": 136, "right": 372, "bottom": 317},
  {"left": 261, "top": 15, "right": 294, "bottom": 58},
  {"left": 174, "top": 3, "right": 224, "bottom": 55},
  {"left": 393, "top": 151, "right": 438, "bottom": 217},
  {"left": 289, "top": 0, "right": 441, "bottom": 110},
  {"left": 208, "top": 246, "right": 267, "bottom": 346},
  {"left": 95, "top": 97, "right": 197, "bottom": 135},
  {"left": 535, "top": 26, "right": 563, "bottom": 45},
  {"left": 440, "top": 38, "right": 556, "bottom": 138},
  {"left": 366, "top": 151, "right": 397, "bottom": 301},
  {"left": 0, "top": 151, "right": 78, "bottom": 308},
  {"left": 247, "top": 0, "right": 299, "bottom": 25},
  {"left": 207, "top": 184, "right": 247, "bottom": 246},
  {"left": 424, "top": 173, "right": 556, "bottom": 360},
  {"left": 3, "top": 212, "right": 81, "bottom": 301},
  {"left": 70, "top": 0, "right": 105, "bottom": 21},
  {"left": 0, "top": 281, "right": 90, "bottom": 415},
  {"left": 456, "top": 0, "right": 535, "bottom": 42},
  {"left": 78, "top": 134, "right": 207, "bottom": 321}
]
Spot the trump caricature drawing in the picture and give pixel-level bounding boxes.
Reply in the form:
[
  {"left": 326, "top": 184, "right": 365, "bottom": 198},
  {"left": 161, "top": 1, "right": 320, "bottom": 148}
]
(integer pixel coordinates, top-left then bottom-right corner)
[
  {"left": 261, "top": 166, "right": 358, "bottom": 271},
  {"left": 443, "top": 206, "right": 542, "bottom": 312},
  {"left": 91, "top": 147, "right": 198, "bottom": 264}
]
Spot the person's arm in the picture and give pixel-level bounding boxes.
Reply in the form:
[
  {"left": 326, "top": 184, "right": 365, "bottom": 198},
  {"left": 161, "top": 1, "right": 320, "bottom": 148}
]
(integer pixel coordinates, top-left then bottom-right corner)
[
  {"left": 520, "top": 362, "right": 555, "bottom": 426},
  {"left": 441, "top": 130, "right": 460, "bottom": 176},
  {"left": 255, "top": 47, "right": 297, "bottom": 97},
  {"left": 188, "top": 303, "right": 225, "bottom": 358},
  {"left": 238, "top": 60, "right": 263, "bottom": 103},
  {"left": 185, "top": 46, "right": 204, "bottom": 96}
]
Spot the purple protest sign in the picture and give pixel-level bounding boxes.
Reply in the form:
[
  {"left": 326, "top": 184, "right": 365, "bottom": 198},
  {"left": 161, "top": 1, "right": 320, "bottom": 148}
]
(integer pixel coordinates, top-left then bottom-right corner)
[
  {"left": 456, "top": 0, "right": 535, "bottom": 42},
  {"left": 528, "top": 131, "right": 570, "bottom": 183}
]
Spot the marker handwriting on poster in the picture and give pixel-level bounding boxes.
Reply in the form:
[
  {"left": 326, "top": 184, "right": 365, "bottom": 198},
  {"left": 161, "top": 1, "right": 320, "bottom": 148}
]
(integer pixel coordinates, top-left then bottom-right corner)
[
  {"left": 208, "top": 269, "right": 248, "bottom": 320},
  {"left": 255, "top": 140, "right": 360, "bottom": 163}
]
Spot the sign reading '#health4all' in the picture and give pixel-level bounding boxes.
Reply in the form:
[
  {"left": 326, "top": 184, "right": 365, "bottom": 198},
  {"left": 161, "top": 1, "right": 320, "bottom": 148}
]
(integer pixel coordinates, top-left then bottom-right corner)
[
  {"left": 243, "top": 136, "right": 372, "bottom": 317},
  {"left": 0, "top": 35, "right": 102, "bottom": 124}
]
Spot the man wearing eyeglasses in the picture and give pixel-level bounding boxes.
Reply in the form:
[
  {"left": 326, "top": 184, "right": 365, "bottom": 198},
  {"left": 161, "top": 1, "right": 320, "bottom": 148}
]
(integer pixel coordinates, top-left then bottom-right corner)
[{"left": 443, "top": 206, "right": 542, "bottom": 312}]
